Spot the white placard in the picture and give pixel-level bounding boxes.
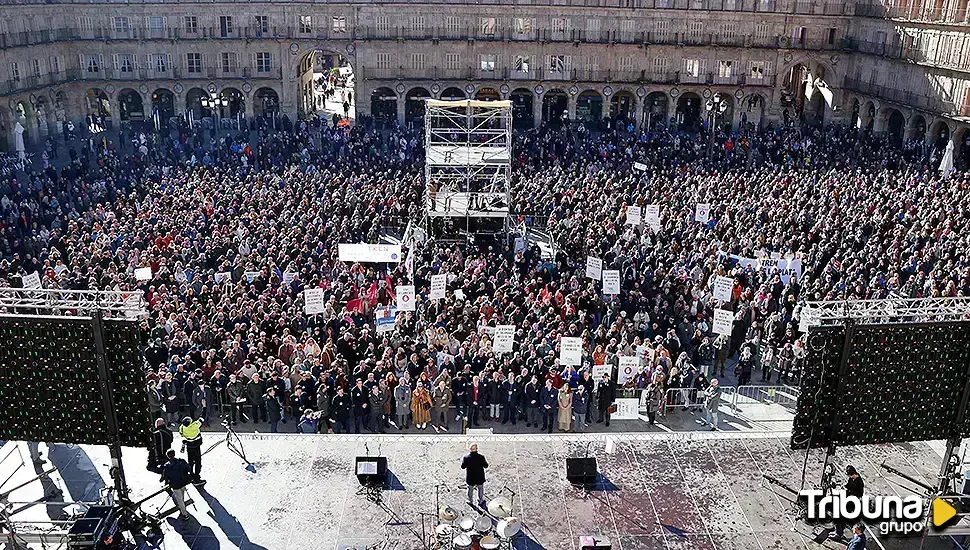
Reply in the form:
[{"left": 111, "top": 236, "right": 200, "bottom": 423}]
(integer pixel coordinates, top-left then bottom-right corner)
[
  {"left": 283, "top": 272, "right": 297, "bottom": 284},
  {"left": 21, "top": 272, "right": 41, "bottom": 289},
  {"left": 626, "top": 205, "right": 642, "bottom": 226},
  {"left": 430, "top": 274, "right": 447, "bottom": 300},
  {"left": 304, "top": 288, "right": 326, "bottom": 314},
  {"left": 592, "top": 364, "right": 612, "bottom": 380},
  {"left": 134, "top": 267, "right": 152, "bottom": 281},
  {"left": 493, "top": 325, "right": 515, "bottom": 354},
  {"left": 454, "top": 289, "right": 466, "bottom": 301},
  {"left": 799, "top": 306, "right": 820, "bottom": 333},
  {"left": 215, "top": 272, "right": 231, "bottom": 283},
  {"left": 694, "top": 203, "right": 711, "bottom": 223},
  {"left": 396, "top": 285, "right": 416, "bottom": 311},
  {"left": 632, "top": 161, "right": 648, "bottom": 172},
  {"left": 244, "top": 271, "right": 258, "bottom": 283},
  {"left": 586, "top": 257, "right": 603, "bottom": 280},
  {"left": 613, "top": 398, "right": 640, "bottom": 420},
  {"left": 644, "top": 204, "right": 660, "bottom": 232},
  {"left": 559, "top": 337, "right": 583, "bottom": 366},
  {"left": 617, "top": 356, "right": 639, "bottom": 386},
  {"left": 338, "top": 243, "right": 402, "bottom": 263},
  {"left": 712, "top": 308, "right": 734, "bottom": 337},
  {"left": 602, "top": 270, "right": 620, "bottom": 295},
  {"left": 713, "top": 275, "right": 734, "bottom": 302}
]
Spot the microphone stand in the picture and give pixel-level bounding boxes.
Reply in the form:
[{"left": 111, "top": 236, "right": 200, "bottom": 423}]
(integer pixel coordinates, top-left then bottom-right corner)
[{"left": 503, "top": 485, "right": 517, "bottom": 517}]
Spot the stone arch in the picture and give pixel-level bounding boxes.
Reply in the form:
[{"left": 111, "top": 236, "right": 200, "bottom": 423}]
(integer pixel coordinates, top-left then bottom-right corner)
[
  {"left": 370, "top": 87, "right": 396, "bottom": 128},
  {"left": 440, "top": 87, "right": 466, "bottom": 100},
  {"left": 676, "top": 92, "right": 703, "bottom": 131},
  {"left": 541, "top": 88, "right": 568, "bottom": 124},
  {"left": 84, "top": 88, "right": 111, "bottom": 132},
  {"left": 510, "top": 88, "right": 533, "bottom": 130},
  {"left": 741, "top": 93, "right": 767, "bottom": 130},
  {"left": 254, "top": 87, "right": 280, "bottom": 117},
  {"left": 295, "top": 46, "right": 355, "bottom": 119},
  {"left": 475, "top": 87, "right": 501, "bottom": 101},
  {"left": 405, "top": 86, "right": 431, "bottom": 126},
  {"left": 118, "top": 88, "right": 144, "bottom": 122},
  {"left": 609, "top": 90, "right": 636, "bottom": 121},
  {"left": 881, "top": 107, "right": 905, "bottom": 145},
  {"left": 645, "top": 91, "right": 668, "bottom": 129},
  {"left": 907, "top": 114, "right": 926, "bottom": 142},
  {"left": 576, "top": 89, "right": 603, "bottom": 122},
  {"left": 185, "top": 87, "right": 210, "bottom": 121},
  {"left": 780, "top": 57, "right": 837, "bottom": 127},
  {"left": 220, "top": 87, "right": 246, "bottom": 118},
  {"left": 955, "top": 126, "right": 970, "bottom": 169},
  {"left": 151, "top": 88, "right": 176, "bottom": 123}
]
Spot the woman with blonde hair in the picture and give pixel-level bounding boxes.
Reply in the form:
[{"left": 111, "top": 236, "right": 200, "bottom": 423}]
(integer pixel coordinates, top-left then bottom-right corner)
[{"left": 410, "top": 381, "right": 433, "bottom": 429}]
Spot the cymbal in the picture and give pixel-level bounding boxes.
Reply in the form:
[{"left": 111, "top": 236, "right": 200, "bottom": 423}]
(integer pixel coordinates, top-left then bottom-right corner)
[
  {"left": 486, "top": 496, "right": 513, "bottom": 518},
  {"left": 497, "top": 517, "right": 521, "bottom": 538},
  {"left": 438, "top": 505, "right": 460, "bottom": 521}
]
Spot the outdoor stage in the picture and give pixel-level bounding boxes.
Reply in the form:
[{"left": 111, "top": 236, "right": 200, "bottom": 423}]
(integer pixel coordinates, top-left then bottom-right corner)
[{"left": 4, "top": 433, "right": 966, "bottom": 550}]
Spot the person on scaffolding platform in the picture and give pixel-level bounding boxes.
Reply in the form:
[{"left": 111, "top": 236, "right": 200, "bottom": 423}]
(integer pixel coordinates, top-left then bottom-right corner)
[{"left": 178, "top": 416, "right": 206, "bottom": 486}]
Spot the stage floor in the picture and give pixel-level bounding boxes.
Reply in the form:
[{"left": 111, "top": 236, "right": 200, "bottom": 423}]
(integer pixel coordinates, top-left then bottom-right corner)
[{"left": 2, "top": 434, "right": 965, "bottom": 550}]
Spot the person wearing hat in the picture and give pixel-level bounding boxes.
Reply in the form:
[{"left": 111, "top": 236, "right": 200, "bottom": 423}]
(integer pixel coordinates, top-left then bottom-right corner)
[
  {"left": 178, "top": 415, "right": 205, "bottom": 485},
  {"left": 596, "top": 373, "right": 615, "bottom": 426}
]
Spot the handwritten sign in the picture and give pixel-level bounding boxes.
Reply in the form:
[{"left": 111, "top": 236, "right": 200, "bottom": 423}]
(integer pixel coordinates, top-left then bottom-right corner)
[
  {"left": 626, "top": 205, "right": 642, "bottom": 225},
  {"left": 713, "top": 308, "right": 734, "bottom": 337},
  {"left": 304, "top": 288, "right": 326, "bottom": 314},
  {"left": 560, "top": 337, "right": 583, "bottom": 366},
  {"left": 713, "top": 275, "right": 733, "bottom": 302},
  {"left": 602, "top": 270, "right": 620, "bottom": 295},
  {"left": 586, "top": 256, "right": 603, "bottom": 280},
  {"left": 493, "top": 325, "right": 515, "bottom": 353},
  {"left": 617, "top": 356, "right": 639, "bottom": 385},
  {"left": 134, "top": 267, "right": 152, "bottom": 281},
  {"left": 21, "top": 272, "right": 41, "bottom": 289},
  {"left": 430, "top": 274, "right": 447, "bottom": 300},
  {"left": 645, "top": 204, "right": 660, "bottom": 232}
]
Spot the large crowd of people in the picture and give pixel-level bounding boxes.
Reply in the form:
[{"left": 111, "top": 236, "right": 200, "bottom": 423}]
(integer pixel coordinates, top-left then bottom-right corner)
[{"left": 1, "top": 109, "right": 967, "bottom": 437}]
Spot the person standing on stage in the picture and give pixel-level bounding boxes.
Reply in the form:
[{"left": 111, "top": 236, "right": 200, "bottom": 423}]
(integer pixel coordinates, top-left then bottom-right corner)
[
  {"left": 539, "top": 378, "right": 558, "bottom": 433},
  {"left": 523, "top": 375, "right": 541, "bottom": 428},
  {"left": 596, "top": 373, "right": 615, "bottom": 426},
  {"left": 178, "top": 416, "right": 205, "bottom": 486},
  {"left": 461, "top": 443, "right": 489, "bottom": 509},
  {"left": 148, "top": 418, "right": 173, "bottom": 474},
  {"left": 831, "top": 466, "right": 865, "bottom": 540},
  {"left": 331, "top": 386, "right": 351, "bottom": 433}
]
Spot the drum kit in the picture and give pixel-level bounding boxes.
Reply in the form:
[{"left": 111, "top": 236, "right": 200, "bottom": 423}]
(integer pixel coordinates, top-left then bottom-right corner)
[{"left": 432, "top": 497, "right": 522, "bottom": 550}]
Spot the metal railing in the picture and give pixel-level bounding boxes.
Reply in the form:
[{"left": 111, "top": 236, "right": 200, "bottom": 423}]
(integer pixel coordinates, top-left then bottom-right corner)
[{"left": 659, "top": 384, "right": 798, "bottom": 417}]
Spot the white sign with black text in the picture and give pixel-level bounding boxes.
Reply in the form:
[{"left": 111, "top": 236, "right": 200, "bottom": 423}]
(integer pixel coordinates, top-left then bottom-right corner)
[
  {"left": 586, "top": 256, "right": 603, "bottom": 280},
  {"left": 430, "top": 274, "right": 447, "bottom": 300},
  {"left": 695, "top": 203, "right": 711, "bottom": 223},
  {"left": 602, "top": 270, "right": 620, "bottom": 295},
  {"left": 304, "top": 288, "right": 327, "bottom": 314},
  {"left": 713, "top": 308, "right": 734, "bottom": 337},
  {"left": 396, "top": 285, "right": 416, "bottom": 311},
  {"left": 617, "top": 356, "right": 640, "bottom": 386},
  {"left": 493, "top": 325, "right": 515, "bottom": 354},
  {"left": 626, "top": 205, "right": 642, "bottom": 225},
  {"left": 713, "top": 275, "right": 734, "bottom": 302},
  {"left": 560, "top": 337, "right": 583, "bottom": 366}
]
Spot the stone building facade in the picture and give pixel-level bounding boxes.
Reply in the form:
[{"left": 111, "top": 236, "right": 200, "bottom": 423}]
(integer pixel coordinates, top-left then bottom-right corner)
[{"left": 0, "top": 0, "right": 966, "bottom": 158}]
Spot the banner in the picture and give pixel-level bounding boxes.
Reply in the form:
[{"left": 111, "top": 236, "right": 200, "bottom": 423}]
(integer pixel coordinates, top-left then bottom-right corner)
[
  {"left": 559, "top": 337, "right": 583, "bottom": 366},
  {"left": 602, "top": 270, "right": 620, "bottom": 295},
  {"left": 695, "top": 203, "right": 711, "bottom": 223},
  {"left": 396, "top": 285, "right": 416, "bottom": 311},
  {"left": 617, "top": 356, "right": 639, "bottom": 386},
  {"left": 304, "top": 288, "right": 327, "bottom": 314},
  {"left": 586, "top": 256, "right": 603, "bottom": 280},
  {"left": 375, "top": 306, "right": 398, "bottom": 333},
  {"left": 626, "top": 205, "right": 642, "bottom": 225},
  {"left": 712, "top": 275, "right": 733, "bottom": 302},
  {"left": 633, "top": 161, "right": 648, "bottom": 172},
  {"left": 645, "top": 204, "right": 660, "bottom": 232},
  {"left": 134, "top": 267, "right": 152, "bottom": 281},
  {"left": 215, "top": 272, "right": 231, "bottom": 284},
  {"left": 338, "top": 243, "right": 402, "bottom": 263},
  {"left": 430, "top": 274, "right": 447, "bottom": 300},
  {"left": 493, "top": 324, "right": 515, "bottom": 353},
  {"left": 713, "top": 308, "right": 734, "bottom": 337},
  {"left": 244, "top": 271, "right": 258, "bottom": 283},
  {"left": 21, "top": 272, "right": 41, "bottom": 289}
]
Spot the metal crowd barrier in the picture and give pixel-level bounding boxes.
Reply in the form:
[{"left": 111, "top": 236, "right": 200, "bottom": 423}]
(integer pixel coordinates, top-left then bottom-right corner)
[
  {"left": 729, "top": 385, "right": 800, "bottom": 409},
  {"left": 659, "top": 385, "right": 738, "bottom": 416}
]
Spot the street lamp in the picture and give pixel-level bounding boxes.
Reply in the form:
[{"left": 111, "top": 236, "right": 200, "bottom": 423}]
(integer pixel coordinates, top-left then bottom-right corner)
[
  {"left": 200, "top": 95, "right": 228, "bottom": 136},
  {"left": 705, "top": 94, "right": 728, "bottom": 160}
]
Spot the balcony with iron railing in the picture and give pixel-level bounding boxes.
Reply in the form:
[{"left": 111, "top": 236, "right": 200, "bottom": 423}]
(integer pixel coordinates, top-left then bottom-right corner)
[
  {"left": 843, "top": 76, "right": 957, "bottom": 115},
  {"left": 855, "top": 2, "right": 970, "bottom": 23}
]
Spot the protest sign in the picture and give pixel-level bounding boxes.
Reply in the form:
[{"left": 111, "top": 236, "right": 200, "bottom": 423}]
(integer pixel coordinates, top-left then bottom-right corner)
[
  {"left": 304, "top": 288, "right": 326, "bottom": 314},
  {"left": 713, "top": 275, "right": 733, "bottom": 302},
  {"left": 626, "top": 205, "right": 642, "bottom": 225},
  {"left": 695, "top": 203, "right": 711, "bottom": 223},
  {"left": 586, "top": 257, "right": 603, "bottom": 280},
  {"left": 396, "top": 285, "right": 416, "bottom": 311},
  {"left": 134, "top": 267, "right": 152, "bottom": 281},
  {"left": 493, "top": 325, "right": 515, "bottom": 353},
  {"left": 560, "top": 337, "right": 583, "bottom": 366},
  {"left": 430, "top": 274, "right": 447, "bottom": 300},
  {"left": 602, "top": 270, "right": 620, "bottom": 295},
  {"left": 713, "top": 308, "right": 734, "bottom": 336}
]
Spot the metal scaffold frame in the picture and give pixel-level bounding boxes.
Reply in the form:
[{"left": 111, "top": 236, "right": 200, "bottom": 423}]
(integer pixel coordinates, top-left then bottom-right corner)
[
  {"left": 804, "top": 296, "right": 970, "bottom": 326},
  {"left": 424, "top": 99, "right": 512, "bottom": 237},
  {"left": 0, "top": 287, "right": 147, "bottom": 319}
]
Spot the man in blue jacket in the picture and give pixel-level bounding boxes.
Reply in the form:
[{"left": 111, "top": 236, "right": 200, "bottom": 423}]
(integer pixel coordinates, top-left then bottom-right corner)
[{"left": 161, "top": 449, "right": 193, "bottom": 520}]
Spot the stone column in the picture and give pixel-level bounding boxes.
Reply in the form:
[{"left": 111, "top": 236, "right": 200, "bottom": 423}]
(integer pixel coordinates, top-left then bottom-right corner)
[
  {"left": 396, "top": 93, "right": 406, "bottom": 125},
  {"left": 533, "top": 92, "right": 543, "bottom": 127},
  {"left": 634, "top": 98, "right": 645, "bottom": 128},
  {"left": 567, "top": 94, "right": 577, "bottom": 121}
]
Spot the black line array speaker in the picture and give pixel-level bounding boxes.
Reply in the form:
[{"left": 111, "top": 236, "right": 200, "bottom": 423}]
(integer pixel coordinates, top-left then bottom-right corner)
[
  {"left": 355, "top": 456, "right": 388, "bottom": 487},
  {"left": 565, "top": 457, "right": 597, "bottom": 486}
]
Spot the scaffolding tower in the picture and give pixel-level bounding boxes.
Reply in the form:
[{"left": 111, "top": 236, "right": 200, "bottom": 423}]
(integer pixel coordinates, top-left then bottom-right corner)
[{"left": 424, "top": 99, "right": 512, "bottom": 240}]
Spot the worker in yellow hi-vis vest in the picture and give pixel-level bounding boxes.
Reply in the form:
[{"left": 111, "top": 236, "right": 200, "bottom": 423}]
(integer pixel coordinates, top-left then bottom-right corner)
[{"left": 178, "top": 416, "right": 205, "bottom": 486}]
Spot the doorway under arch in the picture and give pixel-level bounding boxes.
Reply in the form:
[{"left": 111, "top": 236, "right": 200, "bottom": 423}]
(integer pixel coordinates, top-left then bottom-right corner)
[
  {"left": 298, "top": 49, "right": 355, "bottom": 119},
  {"left": 440, "top": 87, "right": 465, "bottom": 100},
  {"left": 576, "top": 90, "right": 603, "bottom": 122},
  {"left": 254, "top": 87, "right": 280, "bottom": 117},
  {"left": 885, "top": 109, "right": 905, "bottom": 146},
  {"left": 405, "top": 87, "right": 431, "bottom": 127},
  {"left": 609, "top": 91, "right": 636, "bottom": 122},
  {"left": 221, "top": 88, "right": 246, "bottom": 118},
  {"left": 510, "top": 88, "right": 533, "bottom": 130},
  {"left": 676, "top": 93, "right": 702, "bottom": 132},
  {"left": 118, "top": 89, "right": 144, "bottom": 122},
  {"left": 475, "top": 88, "right": 501, "bottom": 101},
  {"left": 542, "top": 89, "right": 568, "bottom": 124},
  {"left": 645, "top": 92, "right": 668, "bottom": 129},
  {"left": 151, "top": 88, "right": 175, "bottom": 123}
]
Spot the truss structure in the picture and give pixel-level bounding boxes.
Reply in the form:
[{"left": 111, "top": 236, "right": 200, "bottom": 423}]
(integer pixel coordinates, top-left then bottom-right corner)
[
  {"left": 424, "top": 99, "right": 511, "bottom": 221},
  {"left": 803, "top": 296, "right": 970, "bottom": 327},
  {"left": 0, "top": 287, "right": 148, "bottom": 319}
]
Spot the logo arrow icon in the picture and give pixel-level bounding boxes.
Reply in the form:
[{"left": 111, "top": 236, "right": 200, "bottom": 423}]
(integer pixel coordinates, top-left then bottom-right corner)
[{"left": 933, "top": 497, "right": 957, "bottom": 527}]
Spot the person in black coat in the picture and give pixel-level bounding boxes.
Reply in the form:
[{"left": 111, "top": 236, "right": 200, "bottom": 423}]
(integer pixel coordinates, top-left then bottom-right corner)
[
  {"left": 350, "top": 378, "right": 369, "bottom": 433},
  {"left": 523, "top": 375, "right": 541, "bottom": 427},
  {"left": 502, "top": 379, "right": 522, "bottom": 425},
  {"left": 580, "top": 370, "right": 596, "bottom": 423},
  {"left": 485, "top": 372, "right": 504, "bottom": 421},
  {"left": 452, "top": 372, "right": 467, "bottom": 420},
  {"left": 596, "top": 373, "right": 615, "bottom": 426},
  {"left": 331, "top": 386, "right": 351, "bottom": 433},
  {"left": 191, "top": 379, "right": 213, "bottom": 427},
  {"left": 247, "top": 374, "right": 268, "bottom": 423},
  {"left": 460, "top": 443, "right": 489, "bottom": 508},
  {"left": 539, "top": 379, "right": 558, "bottom": 433},
  {"left": 161, "top": 450, "right": 193, "bottom": 520},
  {"left": 148, "top": 419, "right": 174, "bottom": 474},
  {"left": 265, "top": 387, "right": 284, "bottom": 433}
]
